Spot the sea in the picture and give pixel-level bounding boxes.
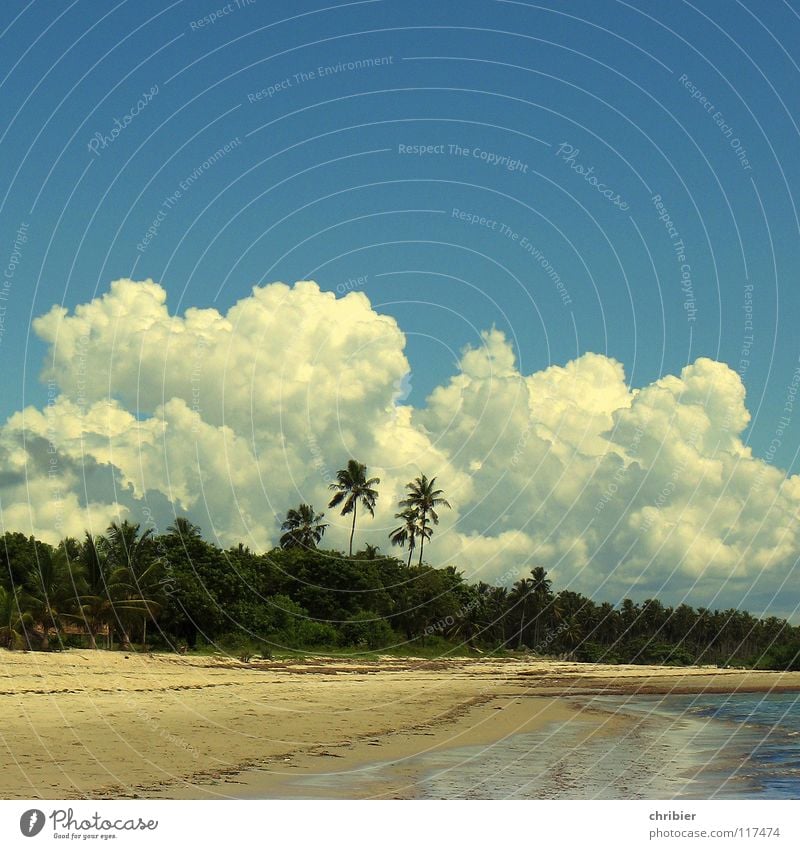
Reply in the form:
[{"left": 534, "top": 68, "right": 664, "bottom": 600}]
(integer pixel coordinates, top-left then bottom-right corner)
[{"left": 245, "top": 692, "right": 800, "bottom": 799}]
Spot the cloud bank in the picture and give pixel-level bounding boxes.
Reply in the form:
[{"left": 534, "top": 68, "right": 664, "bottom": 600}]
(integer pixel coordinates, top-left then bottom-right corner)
[{"left": 3, "top": 279, "right": 798, "bottom": 612}]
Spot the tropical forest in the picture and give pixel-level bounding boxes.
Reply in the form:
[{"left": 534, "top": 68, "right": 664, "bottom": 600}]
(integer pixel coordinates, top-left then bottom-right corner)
[{"left": 1, "top": 459, "right": 798, "bottom": 671}]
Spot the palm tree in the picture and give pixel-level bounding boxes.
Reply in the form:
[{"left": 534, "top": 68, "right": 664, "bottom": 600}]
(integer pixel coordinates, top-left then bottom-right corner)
[
  {"left": 328, "top": 459, "right": 380, "bottom": 556},
  {"left": 488, "top": 585, "right": 510, "bottom": 645},
  {"left": 74, "top": 523, "right": 163, "bottom": 649},
  {"left": 595, "top": 601, "right": 618, "bottom": 644},
  {"left": 167, "top": 517, "right": 203, "bottom": 542},
  {"left": 112, "top": 557, "right": 167, "bottom": 647},
  {"left": 389, "top": 508, "right": 419, "bottom": 567},
  {"left": 620, "top": 598, "right": 640, "bottom": 638},
  {"left": 528, "top": 566, "right": 553, "bottom": 647},
  {"left": 25, "top": 548, "right": 79, "bottom": 650},
  {"left": 399, "top": 474, "right": 451, "bottom": 565},
  {"left": 102, "top": 521, "right": 166, "bottom": 648},
  {"left": 509, "top": 578, "right": 533, "bottom": 649},
  {"left": 448, "top": 584, "right": 490, "bottom": 649},
  {"left": 103, "top": 521, "right": 154, "bottom": 572},
  {"left": 559, "top": 616, "right": 583, "bottom": 659},
  {"left": 280, "top": 504, "right": 328, "bottom": 550},
  {"left": 76, "top": 532, "right": 115, "bottom": 649},
  {"left": 0, "top": 585, "right": 31, "bottom": 649}
]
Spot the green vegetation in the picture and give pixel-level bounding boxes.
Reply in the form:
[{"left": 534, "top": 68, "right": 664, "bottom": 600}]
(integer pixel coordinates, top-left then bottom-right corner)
[
  {"left": 398, "top": 474, "right": 451, "bottom": 566},
  {"left": 279, "top": 504, "right": 328, "bottom": 550},
  {"left": 327, "top": 459, "right": 380, "bottom": 556},
  {"left": 1, "top": 461, "right": 798, "bottom": 671}
]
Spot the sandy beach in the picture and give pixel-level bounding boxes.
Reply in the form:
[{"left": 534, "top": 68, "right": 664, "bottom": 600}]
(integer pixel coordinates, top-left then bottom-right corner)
[{"left": 2, "top": 651, "right": 799, "bottom": 800}]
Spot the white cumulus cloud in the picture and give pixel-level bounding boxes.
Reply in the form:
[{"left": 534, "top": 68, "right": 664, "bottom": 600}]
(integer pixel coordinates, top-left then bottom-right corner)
[{"left": 2, "top": 278, "right": 797, "bottom": 614}]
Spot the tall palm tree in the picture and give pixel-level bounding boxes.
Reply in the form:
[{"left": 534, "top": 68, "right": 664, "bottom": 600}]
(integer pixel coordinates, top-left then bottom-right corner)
[
  {"left": 559, "top": 616, "right": 583, "bottom": 659},
  {"left": 510, "top": 578, "right": 533, "bottom": 649},
  {"left": 77, "top": 532, "right": 116, "bottom": 649},
  {"left": 112, "top": 557, "right": 167, "bottom": 647},
  {"left": 25, "top": 548, "right": 80, "bottom": 650},
  {"left": 399, "top": 474, "right": 451, "bottom": 565},
  {"left": 529, "top": 566, "right": 553, "bottom": 647},
  {"left": 488, "top": 585, "right": 510, "bottom": 645},
  {"left": 595, "top": 601, "right": 618, "bottom": 644},
  {"left": 389, "top": 508, "right": 419, "bottom": 567},
  {"left": 102, "top": 521, "right": 167, "bottom": 648},
  {"left": 280, "top": 504, "right": 328, "bottom": 550},
  {"left": 102, "top": 521, "right": 154, "bottom": 572},
  {"left": 620, "top": 598, "right": 640, "bottom": 639},
  {"left": 448, "top": 584, "right": 490, "bottom": 649},
  {"left": 328, "top": 459, "right": 380, "bottom": 556}
]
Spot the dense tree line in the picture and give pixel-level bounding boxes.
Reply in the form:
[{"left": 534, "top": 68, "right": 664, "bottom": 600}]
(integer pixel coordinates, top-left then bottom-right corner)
[
  {"left": 1, "top": 459, "right": 798, "bottom": 668},
  {"left": 2, "top": 522, "right": 799, "bottom": 670}
]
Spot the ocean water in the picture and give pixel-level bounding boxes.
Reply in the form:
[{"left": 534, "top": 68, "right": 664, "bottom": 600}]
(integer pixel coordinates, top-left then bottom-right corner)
[
  {"left": 245, "top": 692, "right": 800, "bottom": 799},
  {"left": 645, "top": 691, "right": 800, "bottom": 799},
  {"left": 408, "top": 692, "right": 800, "bottom": 800}
]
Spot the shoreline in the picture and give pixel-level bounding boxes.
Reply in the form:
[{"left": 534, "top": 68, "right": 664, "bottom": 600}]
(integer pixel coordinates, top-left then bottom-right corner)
[
  {"left": 162, "top": 694, "right": 615, "bottom": 799},
  {"left": 1, "top": 651, "right": 799, "bottom": 799}
]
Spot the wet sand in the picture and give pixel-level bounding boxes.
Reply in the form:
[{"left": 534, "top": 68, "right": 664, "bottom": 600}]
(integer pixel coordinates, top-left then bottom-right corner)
[
  {"left": 179, "top": 694, "right": 605, "bottom": 799},
  {"left": 1, "top": 650, "right": 799, "bottom": 799}
]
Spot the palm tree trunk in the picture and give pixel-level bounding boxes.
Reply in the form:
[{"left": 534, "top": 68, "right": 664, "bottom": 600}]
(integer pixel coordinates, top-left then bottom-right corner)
[
  {"left": 349, "top": 502, "right": 357, "bottom": 556},
  {"left": 407, "top": 546, "right": 413, "bottom": 567},
  {"left": 418, "top": 533, "right": 424, "bottom": 566}
]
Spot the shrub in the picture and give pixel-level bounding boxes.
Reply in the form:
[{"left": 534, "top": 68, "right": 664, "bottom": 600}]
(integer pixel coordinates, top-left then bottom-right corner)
[
  {"left": 218, "top": 633, "right": 262, "bottom": 662},
  {"left": 573, "top": 642, "right": 620, "bottom": 664},
  {"left": 756, "top": 642, "right": 800, "bottom": 671},
  {"left": 295, "top": 620, "right": 339, "bottom": 647},
  {"left": 619, "top": 638, "right": 694, "bottom": 666},
  {"left": 340, "top": 612, "right": 396, "bottom": 649}
]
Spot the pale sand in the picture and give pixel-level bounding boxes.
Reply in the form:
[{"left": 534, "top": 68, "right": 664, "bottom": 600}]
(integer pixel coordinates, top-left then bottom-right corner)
[{"left": 1, "top": 650, "right": 799, "bottom": 799}]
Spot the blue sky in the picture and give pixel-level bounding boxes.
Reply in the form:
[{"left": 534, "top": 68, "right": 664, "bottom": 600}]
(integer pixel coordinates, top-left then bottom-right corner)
[
  {"left": 2, "top": 1, "right": 800, "bottom": 613},
  {"left": 2, "top": 0, "right": 798, "bottom": 468},
  {"left": 2, "top": 2, "right": 800, "bottom": 430}
]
